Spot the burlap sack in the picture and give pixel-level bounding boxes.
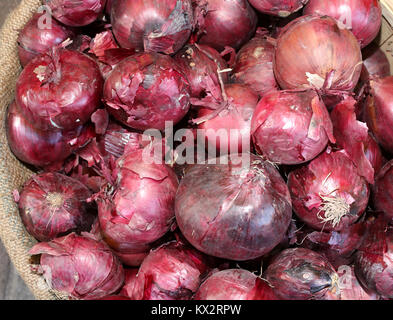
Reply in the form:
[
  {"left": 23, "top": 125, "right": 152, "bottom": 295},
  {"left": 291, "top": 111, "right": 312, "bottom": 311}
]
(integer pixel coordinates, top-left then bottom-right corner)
[{"left": 0, "top": 0, "right": 68, "bottom": 300}]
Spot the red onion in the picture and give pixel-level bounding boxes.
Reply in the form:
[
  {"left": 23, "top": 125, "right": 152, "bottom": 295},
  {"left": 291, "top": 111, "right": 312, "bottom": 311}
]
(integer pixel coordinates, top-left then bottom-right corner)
[
  {"left": 361, "top": 45, "right": 391, "bottom": 81},
  {"left": 194, "top": 0, "right": 258, "bottom": 52},
  {"left": 338, "top": 265, "right": 379, "bottom": 300},
  {"left": 97, "top": 149, "right": 179, "bottom": 265},
  {"left": 119, "top": 269, "right": 139, "bottom": 299},
  {"left": 248, "top": 0, "right": 308, "bottom": 17},
  {"left": 304, "top": 0, "right": 382, "bottom": 48},
  {"left": 174, "top": 44, "right": 228, "bottom": 100},
  {"left": 89, "top": 30, "right": 118, "bottom": 59},
  {"left": 103, "top": 52, "right": 191, "bottom": 131},
  {"left": 288, "top": 149, "right": 370, "bottom": 232},
  {"left": 44, "top": 0, "right": 106, "bottom": 27},
  {"left": 15, "top": 172, "right": 94, "bottom": 242},
  {"left": 195, "top": 84, "right": 259, "bottom": 153},
  {"left": 15, "top": 48, "right": 103, "bottom": 131},
  {"left": 131, "top": 241, "right": 210, "bottom": 300},
  {"left": 365, "top": 76, "right": 393, "bottom": 153},
  {"left": 232, "top": 31, "right": 278, "bottom": 97},
  {"left": 355, "top": 216, "right": 393, "bottom": 299},
  {"left": 111, "top": 0, "right": 194, "bottom": 54},
  {"left": 6, "top": 101, "right": 94, "bottom": 168},
  {"left": 175, "top": 154, "right": 292, "bottom": 261},
  {"left": 264, "top": 247, "right": 340, "bottom": 300},
  {"left": 251, "top": 90, "right": 334, "bottom": 165},
  {"left": 372, "top": 160, "right": 393, "bottom": 221},
  {"left": 29, "top": 233, "right": 125, "bottom": 300},
  {"left": 17, "top": 12, "right": 74, "bottom": 67},
  {"left": 274, "top": 15, "right": 362, "bottom": 94},
  {"left": 364, "top": 134, "right": 384, "bottom": 176},
  {"left": 194, "top": 269, "right": 278, "bottom": 300}
]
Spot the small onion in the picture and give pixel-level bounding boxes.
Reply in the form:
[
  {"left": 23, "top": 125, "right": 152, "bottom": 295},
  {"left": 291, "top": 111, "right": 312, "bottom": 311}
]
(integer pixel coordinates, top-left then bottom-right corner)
[
  {"left": 15, "top": 48, "right": 103, "bottom": 131},
  {"left": 274, "top": 15, "right": 362, "bottom": 94},
  {"left": 194, "top": 269, "right": 278, "bottom": 300},
  {"left": 44, "top": 0, "right": 107, "bottom": 27},
  {"left": 248, "top": 0, "right": 308, "bottom": 17},
  {"left": 251, "top": 89, "right": 334, "bottom": 165},
  {"left": 194, "top": 0, "right": 258, "bottom": 51},
  {"left": 103, "top": 52, "right": 191, "bottom": 131},
  {"left": 17, "top": 12, "right": 74, "bottom": 67},
  {"left": 232, "top": 31, "right": 278, "bottom": 97},
  {"left": 175, "top": 154, "right": 292, "bottom": 261},
  {"left": 29, "top": 233, "right": 125, "bottom": 300},
  {"left": 304, "top": 0, "right": 382, "bottom": 48},
  {"left": 288, "top": 149, "right": 370, "bottom": 232},
  {"left": 264, "top": 247, "right": 340, "bottom": 300},
  {"left": 111, "top": 0, "right": 194, "bottom": 54},
  {"left": 373, "top": 160, "right": 393, "bottom": 221}
]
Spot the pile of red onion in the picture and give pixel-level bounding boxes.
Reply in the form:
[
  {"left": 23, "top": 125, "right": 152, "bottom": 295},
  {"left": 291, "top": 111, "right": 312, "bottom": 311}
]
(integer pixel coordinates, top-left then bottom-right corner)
[{"left": 6, "top": 0, "right": 393, "bottom": 301}]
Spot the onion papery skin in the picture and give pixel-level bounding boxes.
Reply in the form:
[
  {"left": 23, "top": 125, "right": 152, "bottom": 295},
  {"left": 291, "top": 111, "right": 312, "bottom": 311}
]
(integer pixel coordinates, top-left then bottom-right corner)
[
  {"left": 196, "top": 84, "right": 259, "bottom": 153},
  {"left": 274, "top": 15, "right": 362, "bottom": 93},
  {"left": 97, "top": 150, "right": 179, "bottom": 265},
  {"left": 194, "top": 0, "right": 258, "bottom": 52},
  {"left": 44, "top": 0, "right": 107, "bottom": 27},
  {"left": 174, "top": 44, "right": 228, "bottom": 100},
  {"left": 365, "top": 76, "right": 393, "bottom": 153},
  {"left": 131, "top": 242, "right": 210, "bottom": 300},
  {"left": 194, "top": 269, "right": 278, "bottom": 300},
  {"left": 373, "top": 160, "right": 393, "bottom": 221},
  {"left": 355, "top": 217, "right": 393, "bottom": 299},
  {"left": 232, "top": 33, "right": 278, "bottom": 97},
  {"left": 287, "top": 150, "right": 370, "bottom": 232},
  {"left": 16, "top": 172, "right": 94, "bottom": 242},
  {"left": 119, "top": 269, "right": 139, "bottom": 299},
  {"left": 17, "top": 12, "right": 74, "bottom": 67},
  {"left": 29, "top": 233, "right": 124, "bottom": 300},
  {"left": 264, "top": 247, "right": 340, "bottom": 300},
  {"left": 16, "top": 49, "right": 103, "bottom": 131},
  {"left": 248, "top": 0, "right": 308, "bottom": 17},
  {"left": 175, "top": 154, "right": 292, "bottom": 261},
  {"left": 361, "top": 45, "right": 391, "bottom": 81},
  {"left": 6, "top": 101, "right": 92, "bottom": 168},
  {"left": 103, "top": 52, "right": 191, "bottom": 131},
  {"left": 304, "top": 0, "right": 382, "bottom": 48},
  {"left": 111, "top": 0, "right": 194, "bottom": 55},
  {"left": 251, "top": 90, "right": 334, "bottom": 165}
]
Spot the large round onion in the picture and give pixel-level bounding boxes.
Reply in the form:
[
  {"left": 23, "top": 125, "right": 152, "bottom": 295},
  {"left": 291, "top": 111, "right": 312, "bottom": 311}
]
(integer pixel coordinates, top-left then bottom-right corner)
[
  {"left": 372, "top": 160, "right": 393, "bottom": 221},
  {"left": 174, "top": 44, "right": 228, "bottom": 100},
  {"left": 195, "top": 84, "right": 259, "bottom": 153},
  {"left": 97, "top": 150, "right": 179, "bottom": 265},
  {"left": 111, "top": 0, "right": 194, "bottom": 54},
  {"left": 17, "top": 12, "right": 74, "bottom": 67},
  {"left": 131, "top": 241, "right": 210, "bottom": 300},
  {"left": 15, "top": 172, "right": 94, "bottom": 242},
  {"left": 355, "top": 216, "right": 393, "bottom": 299},
  {"left": 361, "top": 45, "right": 391, "bottom": 81},
  {"left": 304, "top": 0, "right": 382, "bottom": 48},
  {"left": 6, "top": 101, "right": 94, "bottom": 168},
  {"left": 29, "top": 233, "right": 124, "bottom": 300},
  {"left": 103, "top": 52, "right": 191, "bottom": 131},
  {"left": 44, "top": 0, "right": 106, "bottom": 27},
  {"left": 232, "top": 32, "right": 278, "bottom": 97},
  {"left": 194, "top": 0, "right": 258, "bottom": 51},
  {"left": 15, "top": 48, "right": 103, "bottom": 131},
  {"left": 248, "top": 0, "right": 308, "bottom": 17},
  {"left": 194, "top": 269, "right": 278, "bottom": 300},
  {"left": 274, "top": 15, "right": 362, "bottom": 94},
  {"left": 251, "top": 90, "right": 334, "bottom": 165},
  {"left": 288, "top": 149, "right": 370, "bottom": 232},
  {"left": 264, "top": 248, "right": 340, "bottom": 300},
  {"left": 365, "top": 76, "right": 393, "bottom": 153},
  {"left": 175, "top": 154, "right": 292, "bottom": 261}
]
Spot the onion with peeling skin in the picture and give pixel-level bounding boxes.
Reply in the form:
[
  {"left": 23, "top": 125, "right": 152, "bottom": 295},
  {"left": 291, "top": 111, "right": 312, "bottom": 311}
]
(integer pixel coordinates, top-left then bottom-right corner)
[
  {"left": 194, "top": 269, "right": 278, "bottom": 300},
  {"left": 194, "top": 0, "right": 258, "bottom": 52},
  {"left": 111, "top": 0, "right": 194, "bottom": 55},
  {"left": 119, "top": 269, "right": 139, "bottom": 300},
  {"left": 29, "top": 233, "right": 124, "bottom": 300},
  {"left": 17, "top": 12, "right": 74, "bottom": 67},
  {"left": 251, "top": 89, "right": 335, "bottom": 165},
  {"left": 264, "top": 247, "right": 341, "bottom": 300},
  {"left": 103, "top": 52, "right": 191, "bottom": 131},
  {"left": 288, "top": 149, "right": 370, "bottom": 232},
  {"left": 248, "top": 0, "right": 309, "bottom": 17}
]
